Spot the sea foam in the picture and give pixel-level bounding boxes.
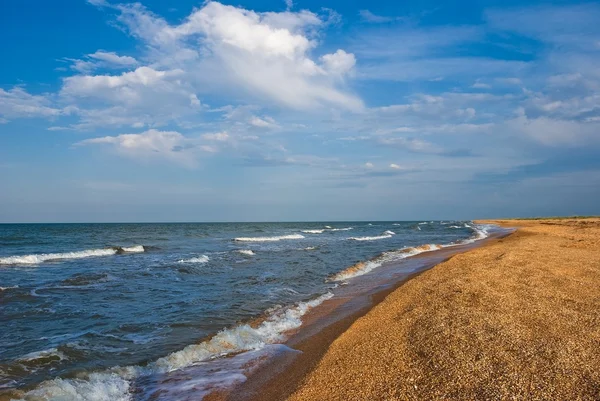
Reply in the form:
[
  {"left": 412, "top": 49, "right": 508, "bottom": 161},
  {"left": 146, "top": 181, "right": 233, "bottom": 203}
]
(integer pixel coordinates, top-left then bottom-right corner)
[
  {"left": 237, "top": 250, "right": 255, "bottom": 256},
  {"left": 234, "top": 234, "right": 304, "bottom": 242},
  {"left": 334, "top": 222, "right": 493, "bottom": 280},
  {"left": 0, "top": 249, "right": 118, "bottom": 265},
  {"left": 177, "top": 255, "right": 210, "bottom": 264},
  {"left": 16, "top": 292, "right": 334, "bottom": 401},
  {"left": 331, "top": 244, "right": 442, "bottom": 281},
  {"left": 348, "top": 231, "right": 394, "bottom": 241},
  {"left": 0, "top": 245, "right": 147, "bottom": 265}
]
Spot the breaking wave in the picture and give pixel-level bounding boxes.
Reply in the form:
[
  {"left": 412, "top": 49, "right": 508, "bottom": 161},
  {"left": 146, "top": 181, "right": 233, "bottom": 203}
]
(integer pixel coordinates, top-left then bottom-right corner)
[
  {"left": 301, "top": 227, "right": 352, "bottom": 234},
  {"left": 331, "top": 244, "right": 443, "bottom": 281},
  {"left": 348, "top": 230, "right": 395, "bottom": 241},
  {"left": 237, "top": 250, "right": 255, "bottom": 256},
  {"left": 15, "top": 292, "right": 334, "bottom": 401},
  {"left": 177, "top": 255, "right": 210, "bottom": 264},
  {"left": 333, "top": 222, "right": 494, "bottom": 281},
  {"left": 120, "top": 245, "right": 145, "bottom": 253},
  {"left": 0, "top": 249, "right": 117, "bottom": 265},
  {"left": 17, "top": 348, "right": 68, "bottom": 364},
  {"left": 234, "top": 234, "right": 304, "bottom": 242},
  {"left": 0, "top": 245, "right": 148, "bottom": 265}
]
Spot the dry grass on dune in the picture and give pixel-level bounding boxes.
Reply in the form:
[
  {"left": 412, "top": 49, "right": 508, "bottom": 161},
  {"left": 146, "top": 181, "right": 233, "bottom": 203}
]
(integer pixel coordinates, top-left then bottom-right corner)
[{"left": 289, "top": 219, "right": 600, "bottom": 401}]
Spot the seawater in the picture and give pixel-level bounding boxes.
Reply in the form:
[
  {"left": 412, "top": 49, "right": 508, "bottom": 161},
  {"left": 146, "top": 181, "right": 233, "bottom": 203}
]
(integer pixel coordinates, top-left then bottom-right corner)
[{"left": 0, "top": 221, "right": 492, "bottom": 399}]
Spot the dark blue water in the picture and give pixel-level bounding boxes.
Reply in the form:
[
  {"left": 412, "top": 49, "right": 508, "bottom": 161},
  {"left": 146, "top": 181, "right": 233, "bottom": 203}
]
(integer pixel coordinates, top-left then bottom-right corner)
[{"left": 0, "top": 221, "right": 488, "bottom": 399}]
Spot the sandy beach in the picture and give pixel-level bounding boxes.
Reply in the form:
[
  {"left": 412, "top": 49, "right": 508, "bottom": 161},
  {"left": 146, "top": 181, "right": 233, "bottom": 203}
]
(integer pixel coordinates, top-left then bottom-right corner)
[{"left": 289, "top": 218, "right": 600, "bottom": 400}]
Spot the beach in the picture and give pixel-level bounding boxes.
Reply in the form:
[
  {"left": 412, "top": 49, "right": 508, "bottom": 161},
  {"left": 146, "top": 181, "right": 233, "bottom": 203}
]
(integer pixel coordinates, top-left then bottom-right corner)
[{"left": 288, "top": 218, "right": 600, "bottom": 400}]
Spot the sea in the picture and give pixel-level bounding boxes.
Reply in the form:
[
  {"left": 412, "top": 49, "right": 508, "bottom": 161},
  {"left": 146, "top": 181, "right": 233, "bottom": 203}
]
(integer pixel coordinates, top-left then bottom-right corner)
[{"left": 0, "top": 221, "right": 494, "bottom": 400}]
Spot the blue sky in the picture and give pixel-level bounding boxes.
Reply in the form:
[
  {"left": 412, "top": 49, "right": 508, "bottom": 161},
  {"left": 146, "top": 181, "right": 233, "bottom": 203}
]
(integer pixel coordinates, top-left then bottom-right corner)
[{"left": 1, "top": 0, "right": 599, "bottom": 222}]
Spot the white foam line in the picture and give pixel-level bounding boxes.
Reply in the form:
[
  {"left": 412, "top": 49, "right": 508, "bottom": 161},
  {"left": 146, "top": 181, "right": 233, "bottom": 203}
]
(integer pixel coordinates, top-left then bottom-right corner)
[
  {"left": 177, "top": 255, "right": 209, "bottom": 264},
  {"left": 0, "top": 249, "right": 117, "bottom": 265},
  {"left": 348, "top": 233, "right": 393, "bottom": 241},
  {"left": 0, "top": 245, "right": 147, "bottom": 265},
  {"left": 237, "top": 250, "right": 255, "bottom": 256},
  {"left": 334, "top": 223, "right": 495, "bottom": 281},
  {"left": 234, "top": 234, "right": 305, "bottom": 242}
]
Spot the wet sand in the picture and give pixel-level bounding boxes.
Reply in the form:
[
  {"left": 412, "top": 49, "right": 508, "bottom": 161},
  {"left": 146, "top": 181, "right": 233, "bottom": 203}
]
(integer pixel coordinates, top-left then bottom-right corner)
[{"left": 289, "top": 218, "right": 600, "bottom": 400}]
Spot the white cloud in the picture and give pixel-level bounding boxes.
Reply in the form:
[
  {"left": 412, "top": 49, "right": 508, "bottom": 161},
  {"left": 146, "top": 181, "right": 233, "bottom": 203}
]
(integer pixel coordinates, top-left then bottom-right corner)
[
  {"left": 89, "top": 51, "right": 137, "bottom": 66},
  {"left": 284, "top": 0, "right": 293, "bottom": 11},
  {"left": 69, "top": 51, "right": 138, "bottom": 74},
  {"left": 506, "top": 113, "right": 599, "bottom": 147},
  {"left": 113, "top": 1, "right": 362, "bottom": 111},
  {"left": 321, "top": 50, "right": 356, "bottom": 76},
  {"left": 364, "top": 162, "right": 374, "bottom": 168},
  {"left": 75, "top": 129, "right": 202, "bottom": 167},
  {"left": 389, "top": 163, "right": 401, "bottom": 169},
  {"left": 0, "top": 87, "right": 63, "bottom": 121},
  {"left": 60, "top": 66, "right": 201, "bottom": 129},
  {"left": 202, "top": 132, "right": 230, "bottom": 141},
  {"left": 249, "top": 115, "right": 278, "bottom": 129}
]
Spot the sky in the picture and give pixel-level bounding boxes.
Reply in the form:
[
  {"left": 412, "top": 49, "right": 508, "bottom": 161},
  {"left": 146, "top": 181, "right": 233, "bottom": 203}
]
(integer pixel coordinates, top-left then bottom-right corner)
[{"left": 1, "top": 0, "right": 599, "bottom": 222}]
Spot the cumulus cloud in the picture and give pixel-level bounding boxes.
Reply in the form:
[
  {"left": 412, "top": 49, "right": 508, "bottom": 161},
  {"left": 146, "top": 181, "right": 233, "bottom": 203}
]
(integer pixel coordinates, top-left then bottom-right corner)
[
  {"left": 111, "top": 1, "right": 362, "bottom": 111},
  {"left": 59, "top": 66, "right": 201, "bottom": 129},
  {"left": 75, "top": 129, "right": 202, "bottom": 167},
  {"left": 321, "top": 50, "right": 356, "bottom": 76}
]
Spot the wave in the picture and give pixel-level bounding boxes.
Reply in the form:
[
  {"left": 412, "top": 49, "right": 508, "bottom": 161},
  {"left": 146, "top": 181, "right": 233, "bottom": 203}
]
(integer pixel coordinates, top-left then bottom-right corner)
[
  {"left": 333, "top": 223, "right": 494, "bottom": 281},
  {"left": 120, "top": 245, "right": 145, "bottom": 253},
  {"left": 177, "top": 255, "right": 209, "bottom": 264},
  {"left": 462, "top": 223, "right": 494, "bottom": 244},
  {"left": 17, "top": 292, "right": 334, "bottom": 401},
  {"left": 302, "top": 246, "right": 317, "bottom": 251},
  {"left": 0, "top": 249, "right": 118, "bottom": 265},
  {"left": 301, "top": 227, "right": 352, "bottom": 234},
  {"left": 17, "top": 348, "right": 68, "bottom": 364},
  {"left": 234, "top": 234, "right": 304, "bottom": 242},
  {"left": 237, "top": 250, "right": 255, "bottom": 256},
  {"left": 348, "top": 231, "right": 394, "bottom": 241},
  {"left": 331, "top": 244, "right": 443, "bottom": 281},
  {"left": 0, "top": 245, "right": 147, "bottom": 265},
  {"left": 0, "top": 285, "right": 19, "bottom": 291}
]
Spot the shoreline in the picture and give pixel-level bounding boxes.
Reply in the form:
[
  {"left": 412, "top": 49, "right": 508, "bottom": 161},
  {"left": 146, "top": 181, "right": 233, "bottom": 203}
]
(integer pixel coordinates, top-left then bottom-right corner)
[
  {"left": 202, "top": 227, "right": 512, "bottom": 400},
  {"left": 286, "top": 218, "right": 600, "bottom": 400}
]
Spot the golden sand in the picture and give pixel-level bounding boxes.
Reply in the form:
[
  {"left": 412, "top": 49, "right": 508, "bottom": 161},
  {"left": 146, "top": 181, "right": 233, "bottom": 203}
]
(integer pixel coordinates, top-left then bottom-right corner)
[{"left": 289, "top": 218, "right": 600, "bottom": 400}]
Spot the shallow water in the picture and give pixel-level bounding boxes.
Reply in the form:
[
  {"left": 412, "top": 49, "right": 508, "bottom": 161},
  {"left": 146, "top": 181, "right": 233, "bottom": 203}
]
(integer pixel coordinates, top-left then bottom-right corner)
[{"left": 0, "top": 221, "right": 490, "bottom": 398}]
